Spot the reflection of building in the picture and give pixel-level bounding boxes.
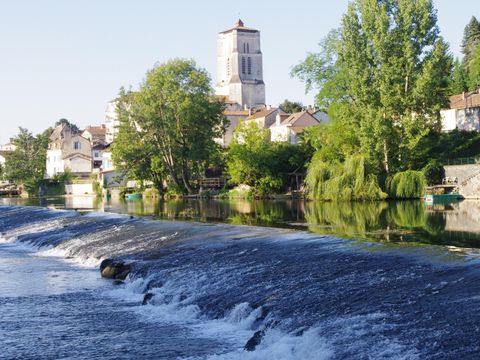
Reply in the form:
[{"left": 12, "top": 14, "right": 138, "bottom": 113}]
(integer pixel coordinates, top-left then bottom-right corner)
[
  {"left": 215, "top": 19, "right": 265, "bottom": 108},
  {"left": 45, "top": 124, "right": 92, "bottom": 179},
  {"left": 441, "top": 90, "right": 480, "bottom": 131}
]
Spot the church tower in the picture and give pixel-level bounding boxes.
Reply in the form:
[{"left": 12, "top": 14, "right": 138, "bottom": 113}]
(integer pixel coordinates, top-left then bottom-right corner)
[{"left": 216, "top": 19, "right": 266, "bottom": 108}]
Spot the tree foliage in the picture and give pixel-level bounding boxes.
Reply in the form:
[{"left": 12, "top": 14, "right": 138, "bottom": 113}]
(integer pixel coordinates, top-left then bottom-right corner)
[
  {"left": 226, "top": 121, "right": 310, "bottom": 196},
  {"left": 386, "top": 170, "right": 426, "bottom": 199},
  {"left": 449, "top": 58, "right": 469, "bottom": 95},
  {"left": 4, "top": 127, "right": 49, "bottom": 195},
  {"left": 461, "top": 16, "right": 480, "bottom": 69},
  {"left": 294, "top": 0, "right": 452, "bottom": 197},
  {"left": 468, "top": 44, "right": 480, "bottom": 90},
  {"left": 55, "top": 118, "right": 79, "bottom": 133},
  {"left": 279, "top": 99, "right": 303, "bottom": 113},
  {"left": 306, "top": 154, "right": 386, "bottom": 201},
  {"left": 112, "top": 59, "right": 225, "bottom": 195}
]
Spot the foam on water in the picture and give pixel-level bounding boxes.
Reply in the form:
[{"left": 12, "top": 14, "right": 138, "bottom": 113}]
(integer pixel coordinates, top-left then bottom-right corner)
[{"left": 2, "top": 205, "right": 480, "bottom": 359}]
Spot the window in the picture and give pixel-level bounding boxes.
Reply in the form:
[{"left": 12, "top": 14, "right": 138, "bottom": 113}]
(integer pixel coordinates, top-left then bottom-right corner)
[
  {"left": 94, "top": 152, "right": 99, "bottom": 158},
  {"left": 241, "top": 57, "right": 246, "bottom": 74},
  {"left": 247, "top": 43, "right": 250, "bottom": 53},
  {"left": 247, "top": 57, "right": 252, "bottom": 75},
  {"left": 74, "top": 141, "right": 80, "bottom": 150},
  {"left": 243, "top": 43, "right": 246, "bottom": 53}
]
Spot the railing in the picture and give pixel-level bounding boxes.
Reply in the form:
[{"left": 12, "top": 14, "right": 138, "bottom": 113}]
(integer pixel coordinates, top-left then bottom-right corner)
[
  {"left": 198, "top": 177, "right": 227, "bottom": 188},
  {"left": 445, "top": 157, "right": 480, "bottom": 166}
]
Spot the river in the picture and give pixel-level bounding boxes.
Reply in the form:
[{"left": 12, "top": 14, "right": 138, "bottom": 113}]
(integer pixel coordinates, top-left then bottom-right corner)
[{"left": 1, "top": 198, "right": 480, "bottom": 359}]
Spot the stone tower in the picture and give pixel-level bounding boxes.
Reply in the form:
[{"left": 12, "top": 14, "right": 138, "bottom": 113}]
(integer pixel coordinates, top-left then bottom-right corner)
[{"left": 216, "top": 19, "right": 266, "bottom": 108}]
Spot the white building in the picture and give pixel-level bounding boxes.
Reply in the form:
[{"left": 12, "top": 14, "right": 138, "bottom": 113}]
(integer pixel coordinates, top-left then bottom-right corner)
[
  {"left": 441, "top": 91, "right": 480, "bottom": 132},
  {"left": 45, "top": 124, "right": 92, "bottom": 179},
  {"left": 0, "top": 141, "right": 16, "bottom": 168},
  {"left": 215, "top": 19, "right": 265, "bottom": 108},
  {"left": 105, "top": 100, "right": 119, "bottom": 143},
  {"left": 270, "top": 111, "right": 320, "bottom": 144}
]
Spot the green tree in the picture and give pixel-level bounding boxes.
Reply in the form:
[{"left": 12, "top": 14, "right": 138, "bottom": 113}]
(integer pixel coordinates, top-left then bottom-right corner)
[
  {"left": 55, "top": 118, "right": 80, "bottom": 133},
  {"left": 461, "top": 16, "right": 480, "bottom": 70},
  {"left": 449, "top": 58, "right": 469, "bottom": 95},
  {"left": 112, "top": 59, "right": 225, "bottom": 195},
  {"left": 468, "top": 44, "right": 480, "bottom": 90},
  {"left": 279, "top": 99, "right": 303, "bottom": 113},
  {"left": 226, "top": 121, "right": 310, "bottom": 195},
  {"left": 294, "top": 0, "right": 452, "bottom": 179},
  {"left": 4, "top": 127, "right": 49, "bottom": 195}
]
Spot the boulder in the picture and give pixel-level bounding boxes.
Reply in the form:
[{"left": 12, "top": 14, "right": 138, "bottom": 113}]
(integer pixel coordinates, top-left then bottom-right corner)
[
  {"left": 100, "top": 259, "right": 131, "bottom": 280},
  {"left": 244, "top": 330, "right": 265, "bottom": 352},
  {"left": 142, "top": 292, "right": 155, "bottom": 305}
]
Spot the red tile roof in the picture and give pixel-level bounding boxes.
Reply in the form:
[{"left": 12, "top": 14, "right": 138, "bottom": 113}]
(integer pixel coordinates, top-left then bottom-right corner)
[{"left": 449, "top": 91, "right": 480, "bottom": 109}]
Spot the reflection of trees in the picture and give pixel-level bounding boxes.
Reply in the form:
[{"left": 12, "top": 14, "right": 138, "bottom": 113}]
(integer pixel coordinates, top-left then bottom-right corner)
[
  {"left": 386, "top": 201, "right": 426, "bottom": 228},
  {"left": 306, "top": 201, "right": 387, "bottom": 238}
]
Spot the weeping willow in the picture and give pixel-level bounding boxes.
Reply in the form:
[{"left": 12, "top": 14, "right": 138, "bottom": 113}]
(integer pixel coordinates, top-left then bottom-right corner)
[
  {"left": 387, "top": 171, "right": 426, "bottom": 199},
  {"left": 306, "top": 155, "right": 386, "bottom": 201}
]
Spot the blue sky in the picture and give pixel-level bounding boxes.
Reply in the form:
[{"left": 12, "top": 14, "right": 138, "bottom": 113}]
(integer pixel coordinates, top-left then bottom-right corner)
[{"left": 0, "top": 0, "right": 479, "bottom": 144}]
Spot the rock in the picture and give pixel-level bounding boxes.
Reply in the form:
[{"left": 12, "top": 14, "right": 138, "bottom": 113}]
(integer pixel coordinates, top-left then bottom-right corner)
[
  {"left": 244, "top": 330, "right": 265, "bottom": 352},
  {"left": 112, "top": 280, "right": 125, "bottom": 286},
  {"left": 142, "top": 292, "right": 154, "bottom": 305},
  {"left": 100, "top": 259, "right": 131, "bottom": 280}
]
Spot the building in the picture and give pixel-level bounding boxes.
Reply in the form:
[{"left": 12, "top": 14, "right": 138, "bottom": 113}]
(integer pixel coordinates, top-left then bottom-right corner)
[
  {"left": 270, "top": 111, "right": 320, "bottom": 144},
  {"left": 441, "top": 91, "right": 480, "bottom": 132},
  {"left": 0, "top": 141, "right": 16, "bottom": 168},
  {"left": 45, "top": 124, "right": 92, "bottom": 179},
  {"left": 82, "top": 125, "right": 107, "bottom": 145},
  {"left": 215, "top": 19, "right": 265, "bottom": 108},
  {"left": 105, "top": 100, "right": 119, "bottom": 143},
  {"left": 246, "top": 107, "right": 285, "bottom": 129},
  {"left": 82, "top": 125, "right": 107, "bottom": 170}
]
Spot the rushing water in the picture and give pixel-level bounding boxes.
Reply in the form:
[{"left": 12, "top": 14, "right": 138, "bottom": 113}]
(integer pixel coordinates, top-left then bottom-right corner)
[{"left": 1, "top": 200, "right": 480, "bottom": 359}]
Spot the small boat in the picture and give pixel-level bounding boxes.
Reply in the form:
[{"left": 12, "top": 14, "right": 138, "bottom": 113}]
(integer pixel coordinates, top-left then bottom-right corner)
[
  {"left": 424, "top": 193, "right": 463, "bottom": 204},
  {"left": 125, "top": 193, "right": 142, "bottom": 201}
]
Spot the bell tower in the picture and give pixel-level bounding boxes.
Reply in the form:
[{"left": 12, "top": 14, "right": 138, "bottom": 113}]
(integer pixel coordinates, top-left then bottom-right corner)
[{"left": 216, "top": 19, "right": 266, "bottom": 108}]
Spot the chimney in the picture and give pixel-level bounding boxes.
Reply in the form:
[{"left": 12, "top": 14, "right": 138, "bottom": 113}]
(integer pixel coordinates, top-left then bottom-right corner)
[
  {"left": 276, "top": 113, "right": 281, "bottom": 126},
  {"left": 462, "top": 91, "right": 466, "bottom": 100}
]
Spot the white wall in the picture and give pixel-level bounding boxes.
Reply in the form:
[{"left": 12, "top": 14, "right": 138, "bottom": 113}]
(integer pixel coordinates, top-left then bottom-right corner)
[
  {"left": 65, "top": 157, "right": 92, "bottom": 174},
  {"left": 46, "top": 149, "right": 64, "bottom": 178},
  {"left": 270, "top": 125, "right": 290, "bottom": 142},
  {"left": 441, "top": 109, "right": 457, "bottom": 132}
]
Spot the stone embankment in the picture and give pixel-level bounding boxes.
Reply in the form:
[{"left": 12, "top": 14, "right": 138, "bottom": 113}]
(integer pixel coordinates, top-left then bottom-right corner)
[{"left": 444, "top": 164, "right": 480, "bottom": 198}]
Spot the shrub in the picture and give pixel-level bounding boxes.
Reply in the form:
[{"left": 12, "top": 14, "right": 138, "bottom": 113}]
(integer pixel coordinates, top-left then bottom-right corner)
[
  {"left": 387, "top": 170, "right": 426, "bottom": 199},
  {"left": 306, "top": 154, "right": 386, "bottom": 201},
  {"left": 422, "top": 160, "right": 444, "bottom": 186}
]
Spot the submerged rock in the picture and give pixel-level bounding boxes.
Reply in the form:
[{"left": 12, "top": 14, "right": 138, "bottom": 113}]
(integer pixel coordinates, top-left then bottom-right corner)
[
  {"left": 244, "top": 330, "right": 265, "bottom": 352},
  {"left": 142, "top": 292, "right": 155, "bottom": 305},
  {"left": 112, "top": 280, "right": 125, "bottom": 286},
  {"left": 100, "top": 259, "right": 131, "bottom": 280}
]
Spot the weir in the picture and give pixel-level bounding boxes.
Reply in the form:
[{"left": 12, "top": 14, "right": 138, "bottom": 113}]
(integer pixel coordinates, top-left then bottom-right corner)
[{"left": 1, "top": 205, "right": 480, "bottom": 359}]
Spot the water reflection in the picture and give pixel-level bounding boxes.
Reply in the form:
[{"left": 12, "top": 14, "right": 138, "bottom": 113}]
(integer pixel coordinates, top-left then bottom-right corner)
[{"left": 2, "top": 196, "right": 480, "bottom": 249}]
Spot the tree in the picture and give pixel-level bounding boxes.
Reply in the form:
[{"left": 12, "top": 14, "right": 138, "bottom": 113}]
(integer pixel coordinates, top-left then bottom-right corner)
[
  {"left": 55, "top": 118, "right": 79, "bottom": 133},
  {"left": 226, "top": 121, "right": 311, "bottom": 195},
  {"left": 468, "top": 44, "right": 480, "bottom": 90},
  {"left": 294, "top": 0, "right": 452, "bottom": 180},
  {"left": 461, "top": 16, "right": 480, "bottom": 69},
  {"left": 449, "top": 58, "right": 469, "bottom": 95},
  {"left": 279, "top": 99, "right": 303, "bottom": 113},
  {"left": 4, "top": 127, "right": 49, "bottom": 195},
  {"left": 112, "top": 59, "right": 225, "bottom": 195}
]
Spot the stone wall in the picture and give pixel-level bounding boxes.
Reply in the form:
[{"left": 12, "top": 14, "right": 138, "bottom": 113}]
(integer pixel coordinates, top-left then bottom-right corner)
[{"left": 444, "top": 164, "right": 480, "bottom": 198}]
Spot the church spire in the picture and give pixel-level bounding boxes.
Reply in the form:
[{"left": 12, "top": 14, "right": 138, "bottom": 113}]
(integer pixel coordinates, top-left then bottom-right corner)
[{"left": 235, "top": 19, "right": 244, "bottom": 28}]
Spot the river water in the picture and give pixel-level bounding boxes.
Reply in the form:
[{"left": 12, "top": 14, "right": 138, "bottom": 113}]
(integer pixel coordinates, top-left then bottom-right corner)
[{"left": 1, "top": 199, "right": 480, "bottom": 359}]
